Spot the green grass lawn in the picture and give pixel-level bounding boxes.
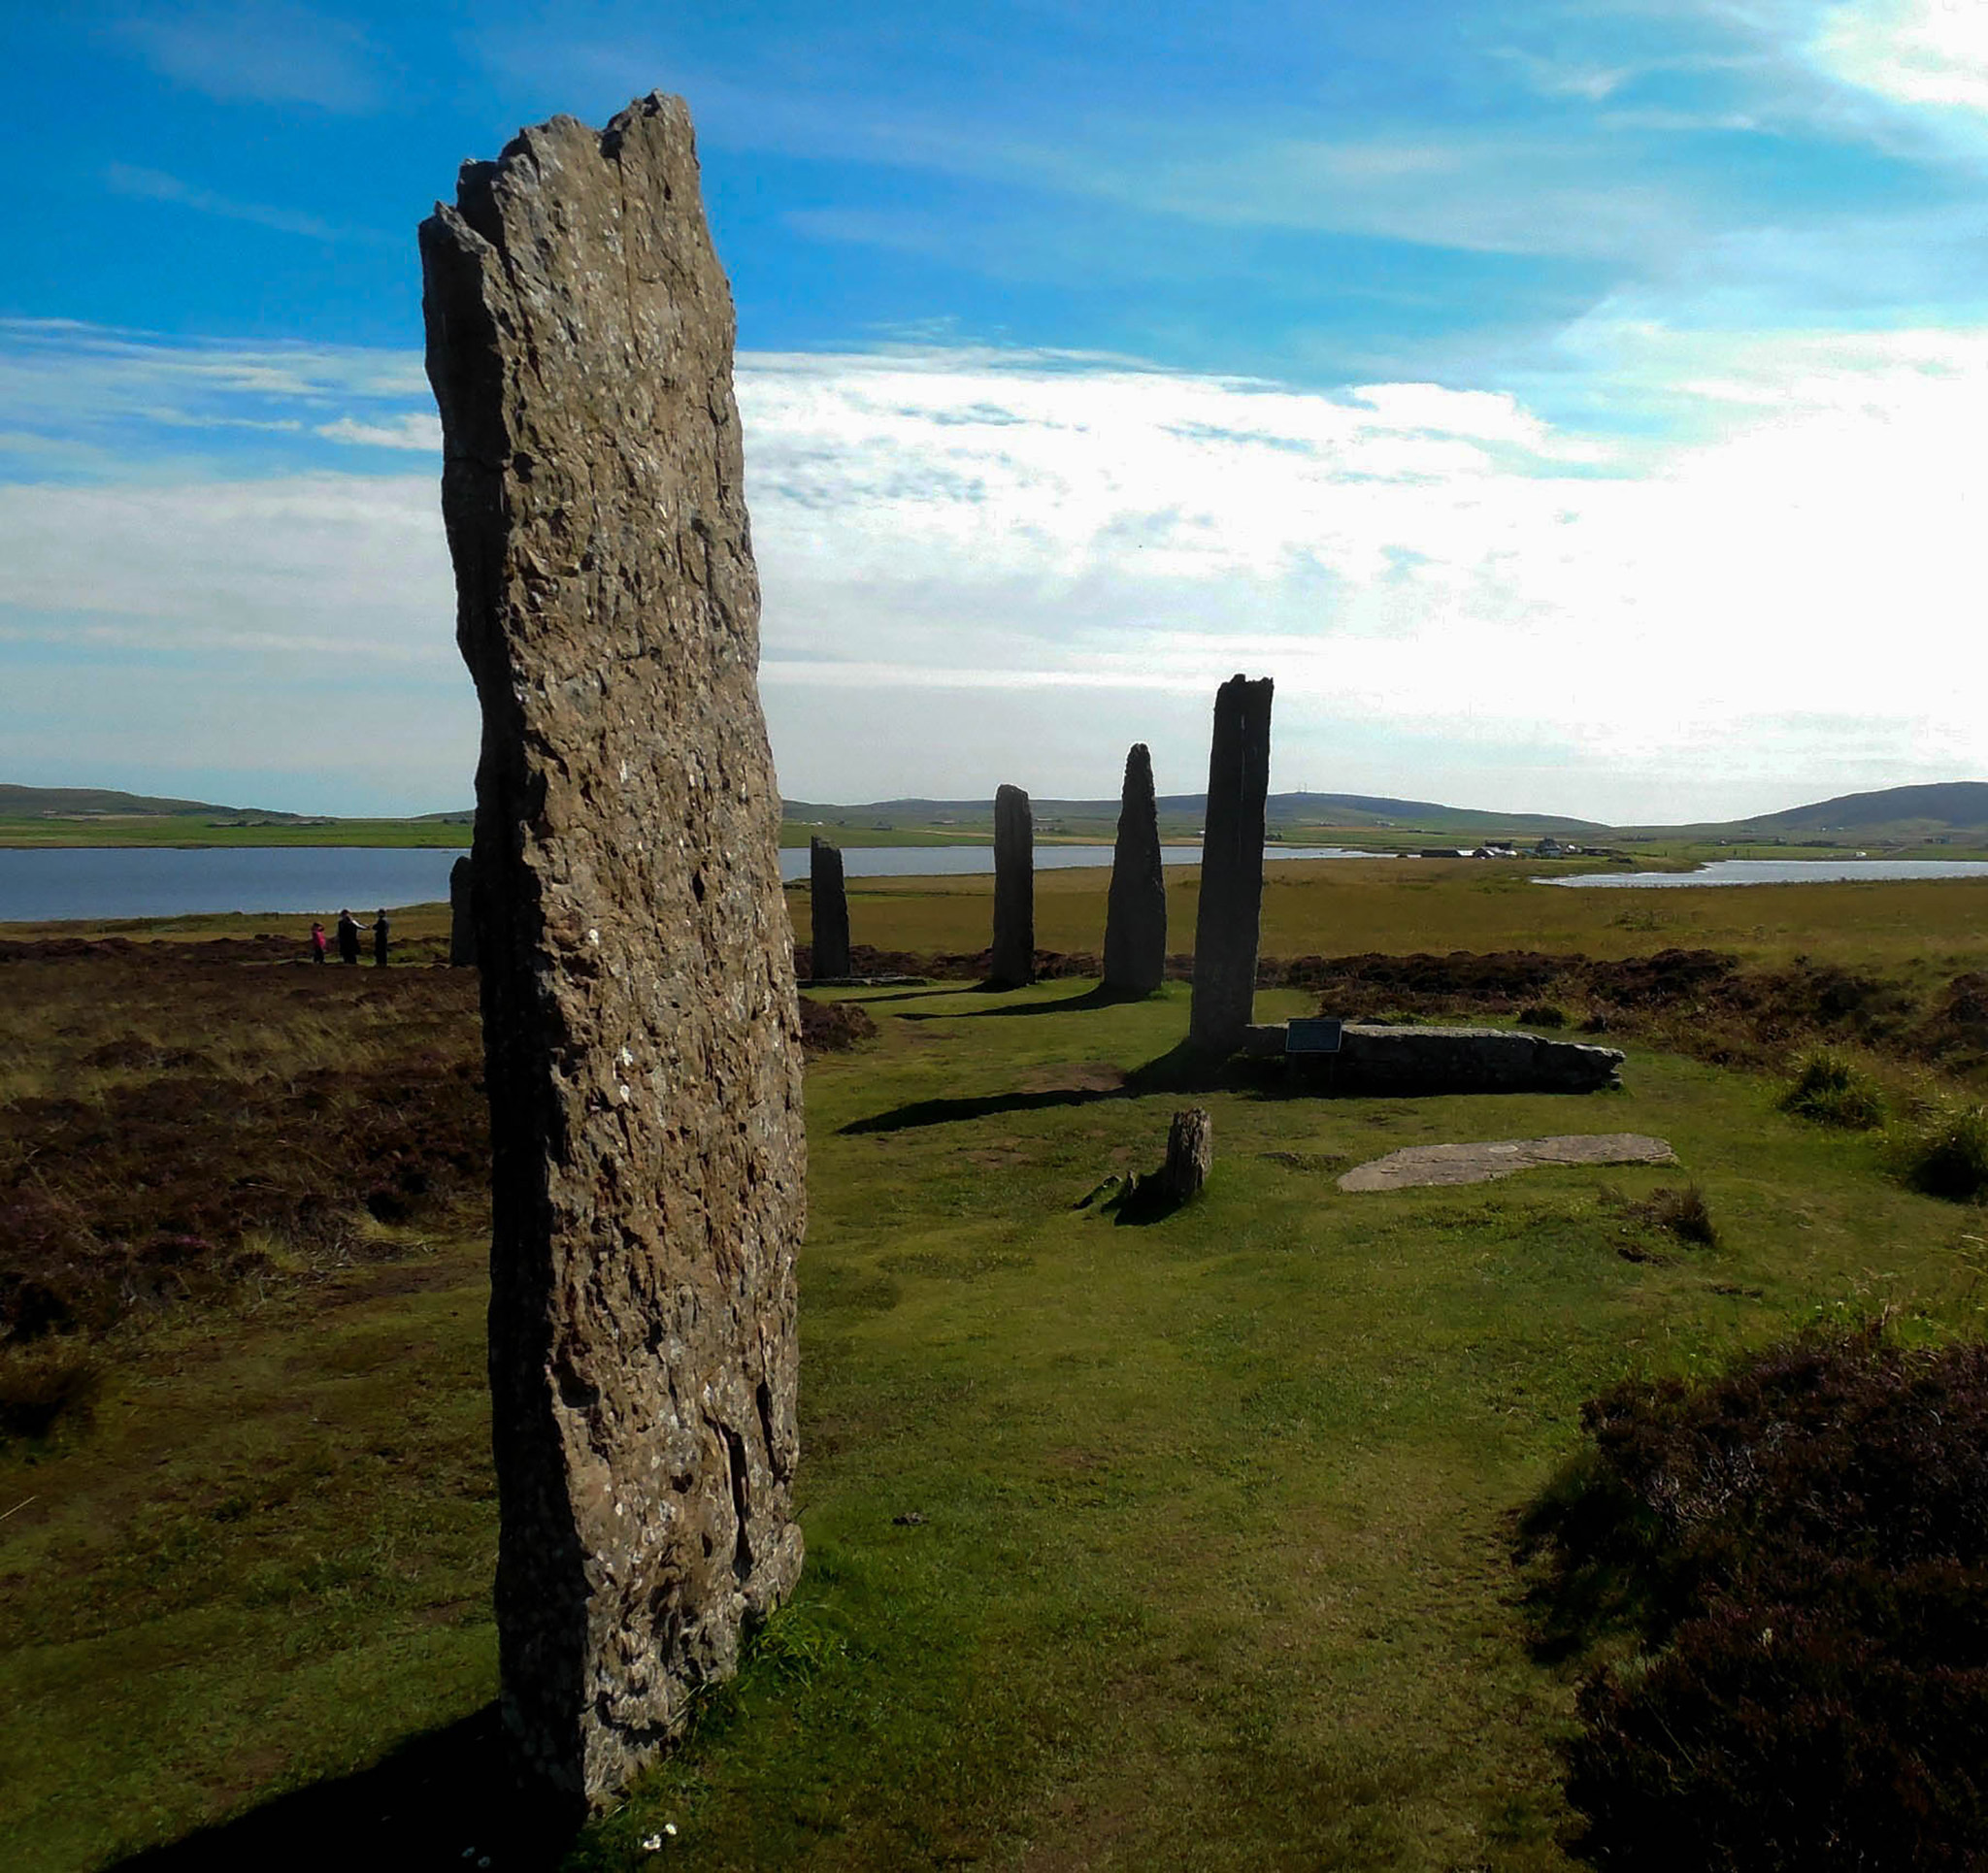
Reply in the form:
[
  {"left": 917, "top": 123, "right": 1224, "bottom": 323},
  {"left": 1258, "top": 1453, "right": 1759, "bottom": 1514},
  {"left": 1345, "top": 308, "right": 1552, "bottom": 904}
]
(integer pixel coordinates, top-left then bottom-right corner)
[{"left": 5, "top": 916, "right": 1983, "bottom": 1868}]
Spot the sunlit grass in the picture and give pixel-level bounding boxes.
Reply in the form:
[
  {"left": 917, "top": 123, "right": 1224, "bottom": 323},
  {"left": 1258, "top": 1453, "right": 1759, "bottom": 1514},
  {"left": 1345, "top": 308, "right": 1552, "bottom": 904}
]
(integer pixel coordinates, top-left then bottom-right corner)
[{"left": 4, "top": 871, "right": 1987, "bottom": 1868}]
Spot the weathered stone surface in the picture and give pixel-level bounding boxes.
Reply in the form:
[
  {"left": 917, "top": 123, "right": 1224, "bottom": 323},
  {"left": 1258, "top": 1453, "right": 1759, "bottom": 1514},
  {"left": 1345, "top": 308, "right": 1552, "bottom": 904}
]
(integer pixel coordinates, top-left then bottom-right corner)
[
  {"left": 809, "top": 837, "right": 850, "bottom": 982},
  {"left": 1339, "top": 1133, "right": 1673, "bottom": 1192},
  {"left": 448, "top": 855, "right": 477, "bottom": 968},
  {"left": 990, "top": 783, "right": 1035, "bottom": 987},
  {"left": 420, "top": 93, "right": 805, "bottom": 1809},
  {"left": 1161, "top": 1106, "right": 1213, "bottom": 1202},
  {"left": 1189, "top": 675, "right": 1274, "bottom": 1053},
  {"left": 1242, "top": 1020, "right": 1625, "bottom": 1094},
  {"left": 1103, "top": 742, "right": 1166, "bottom": 995}
]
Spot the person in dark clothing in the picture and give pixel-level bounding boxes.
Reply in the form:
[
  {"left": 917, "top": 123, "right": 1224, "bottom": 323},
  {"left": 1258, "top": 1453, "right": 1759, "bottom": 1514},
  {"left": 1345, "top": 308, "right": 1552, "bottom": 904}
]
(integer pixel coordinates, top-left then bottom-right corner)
[
  {"left": 310, "top": 920, "right": 328, "bottom": 964},
  {"left": 373, "top": 909, "right": 389, "bottom": 967},
  {"left": 336, "top": 908, "right": 362, "bottom": 965}
]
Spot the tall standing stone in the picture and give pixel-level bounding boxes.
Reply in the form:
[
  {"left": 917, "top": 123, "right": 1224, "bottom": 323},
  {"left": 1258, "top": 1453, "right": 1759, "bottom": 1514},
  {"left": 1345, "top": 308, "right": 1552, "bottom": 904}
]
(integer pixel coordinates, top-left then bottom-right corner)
[
  {"left": 1189, "top": 674, "right": 1275, "bottom": 1054},
  {"left": 990, "top": 783, "right": 1034, "bottom": 987},
  {"left": 809, "top": 837, "right": 850, "bottom": 981},
  {"left": 1103, "top": 742, "right": 1166, "bottom": 995},
  {"left": 420, "top": 94, "right": 806, "bottom": 1808},
  {"left": 447, "top": 854, "right": 477, "bottom": 968}
]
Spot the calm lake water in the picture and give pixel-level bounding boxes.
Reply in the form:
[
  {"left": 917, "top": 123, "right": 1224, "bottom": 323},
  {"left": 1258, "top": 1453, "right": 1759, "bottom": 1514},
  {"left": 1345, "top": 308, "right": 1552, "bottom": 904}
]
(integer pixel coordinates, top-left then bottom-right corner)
[
  {"left": 1541, "top": 858, "right": 1988, "bottom": 889},
  {"left": 0, "top": 842, "right": 1374, "bottom": 924}
]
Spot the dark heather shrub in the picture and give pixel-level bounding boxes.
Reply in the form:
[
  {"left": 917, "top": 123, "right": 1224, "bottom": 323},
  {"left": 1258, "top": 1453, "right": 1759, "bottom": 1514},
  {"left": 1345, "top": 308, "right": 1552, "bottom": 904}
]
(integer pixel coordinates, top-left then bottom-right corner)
[
  {"left": 1642, "top": 1184, "right": 1717, "bottom": 1247},
  {"left": 1524, "top": 1326, "right": 1988, "bottom": 1871},
  {"left": 798, "top": 997, "right": 878, "bottom": 1056},
  {"left": 1780, "top": 1046, "right": 1887, "bottom": 1131},
  {"left": 1892, "top": 1100, "right": 1988, "bottom": 1204},
  {"left": 0, "top": 1342, "right": 102, "bottom": 1441}
]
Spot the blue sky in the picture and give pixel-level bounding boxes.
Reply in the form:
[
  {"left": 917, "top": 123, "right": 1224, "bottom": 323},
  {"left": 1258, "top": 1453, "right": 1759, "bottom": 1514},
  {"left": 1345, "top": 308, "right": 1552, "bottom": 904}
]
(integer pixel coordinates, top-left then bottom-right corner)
[{"left": 3, "top": 0, "right": 1985, "bottom": 819}]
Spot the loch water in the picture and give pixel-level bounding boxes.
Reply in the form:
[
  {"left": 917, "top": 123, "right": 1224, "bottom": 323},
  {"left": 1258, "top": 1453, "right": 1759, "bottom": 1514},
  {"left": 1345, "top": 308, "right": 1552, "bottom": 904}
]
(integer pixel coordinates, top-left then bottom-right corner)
[{"left": 0, "top": 842, "right": 1375, "bottom": 924}]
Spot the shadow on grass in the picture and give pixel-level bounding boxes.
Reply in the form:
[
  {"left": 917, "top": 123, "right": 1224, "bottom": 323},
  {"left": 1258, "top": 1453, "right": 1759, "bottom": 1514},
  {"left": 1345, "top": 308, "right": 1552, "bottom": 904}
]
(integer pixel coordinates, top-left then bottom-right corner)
[
  {"left": 841, "top": 1083, "right": 1133, "bottom": 1134},
  {"left": 1109, "top": 1178, "right": 1191, "bottom": 1227},
  {"left": 104, "top": 1703, "right": 581, "bottom": 1873},
  {"left": 839, "top": 1036, "right": 1230, "bottom": 1136},
  {"left": 846, "top": 982, "right": 984, "bottom": 1007},
  {"left": 896, "top": 983, "right": 1161, "bottom": 1022},
  {"left": 1510, "top": 1453, "right": 1663, "bottom": 1669}
]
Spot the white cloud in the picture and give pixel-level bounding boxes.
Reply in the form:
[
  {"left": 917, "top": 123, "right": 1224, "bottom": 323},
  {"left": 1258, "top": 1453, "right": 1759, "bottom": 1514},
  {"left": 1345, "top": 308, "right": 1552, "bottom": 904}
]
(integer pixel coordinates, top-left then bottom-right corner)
[
  {"left": 0, "top": 319, "right": 426, "bottom": 412},
  {"left": 1063, "top": 131, "right": 1704, "bottom": 261},
  {"left": 1494, "top": 48, "right": 1638, "bottom": 102},
  {"left": 732, "top": 338, "right": 1985, "bottom": 810},
  {"left": 103, "top": 163, "right": 367, "bottom": 244},
  {"left": 1814, "top": 0, "right": 1988, "bottom": 112},
  {"left": 0, "top": 473, "right": 451, "bottom": 667},
  {"left": 0, "top": 321, "right": 430, "bottom": 476},
  {"left": 111, "top": 0, "right": 386, "bottom": 112},
  {"left": 3, "top": 325, "right": 1984, "bottom": 819},
  {"left": 316, "top": 414, "right": 442, "bottom": 451}
]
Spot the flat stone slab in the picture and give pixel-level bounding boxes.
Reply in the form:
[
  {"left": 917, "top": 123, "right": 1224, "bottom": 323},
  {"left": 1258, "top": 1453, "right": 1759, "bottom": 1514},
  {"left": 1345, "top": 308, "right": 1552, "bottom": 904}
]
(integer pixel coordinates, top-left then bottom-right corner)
[{"left": 1338, "top": 1133, "right": 1675, "bottom": 1192}]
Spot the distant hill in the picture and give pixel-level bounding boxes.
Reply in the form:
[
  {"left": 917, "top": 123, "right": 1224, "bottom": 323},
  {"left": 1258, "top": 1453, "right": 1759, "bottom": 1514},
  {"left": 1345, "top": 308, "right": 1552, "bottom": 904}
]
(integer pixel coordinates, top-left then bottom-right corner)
[
  {"left": 782, "top": 791, "right": 1604, "bottom": 838},
  {"left": 0, "top": 783, "right": 300, "bottom": 820},
  {"left": 1727, "top": 782, "right": 1988, "bottom": 841},
  {"left": 15, "top": 778, "right": 1984, "bottom": 845},
  {"left": 1220, "top": 792, "right": 1600, "bottom": 836}
]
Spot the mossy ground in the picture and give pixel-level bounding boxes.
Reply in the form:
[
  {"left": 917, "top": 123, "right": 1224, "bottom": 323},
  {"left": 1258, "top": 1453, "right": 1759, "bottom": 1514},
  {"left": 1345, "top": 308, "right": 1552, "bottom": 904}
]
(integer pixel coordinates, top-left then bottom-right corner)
[{"left": 3, "top": 870, "right": 1986, "bottom": 1869}]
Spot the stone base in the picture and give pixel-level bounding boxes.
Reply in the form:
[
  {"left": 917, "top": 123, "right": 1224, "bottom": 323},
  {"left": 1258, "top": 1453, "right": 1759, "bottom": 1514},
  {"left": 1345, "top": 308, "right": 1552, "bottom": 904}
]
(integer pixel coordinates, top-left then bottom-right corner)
[{"left": 1242, "top": 1022, "right": 1624, "bottom": 1095}]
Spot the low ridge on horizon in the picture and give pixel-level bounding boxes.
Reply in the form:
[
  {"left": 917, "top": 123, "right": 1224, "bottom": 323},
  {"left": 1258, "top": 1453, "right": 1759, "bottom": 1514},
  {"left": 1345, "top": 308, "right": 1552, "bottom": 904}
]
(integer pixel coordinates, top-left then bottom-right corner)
[
  {"left": 781, "top": 780, "right": 1988, "bottom": 840},
  {"left": 10, "top": 779, "right": 1988, "bottom": 840},
  {"left": 0, "top": 782, "right": 301, "bottom": 821}
]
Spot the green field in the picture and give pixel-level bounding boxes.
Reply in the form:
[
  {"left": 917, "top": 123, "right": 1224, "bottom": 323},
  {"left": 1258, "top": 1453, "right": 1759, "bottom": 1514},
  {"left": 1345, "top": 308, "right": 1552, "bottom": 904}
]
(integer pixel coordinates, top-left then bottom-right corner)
[
  {"left": 8, "top": 805, "right": 1985, "bottom": 866},
  {"left": 0, "top": 815, "right": 474, "bottom": 850},
  {"left": 3, "top": 865, "right": 1986, "bottom": 1868}
]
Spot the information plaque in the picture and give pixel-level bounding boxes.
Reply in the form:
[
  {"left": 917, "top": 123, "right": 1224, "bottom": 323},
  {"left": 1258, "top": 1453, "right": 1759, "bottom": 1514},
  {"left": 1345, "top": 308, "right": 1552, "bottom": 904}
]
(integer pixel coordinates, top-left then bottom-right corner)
[{"left": 1285, "top": 1018, "right": 1343, "bottom": 1055}]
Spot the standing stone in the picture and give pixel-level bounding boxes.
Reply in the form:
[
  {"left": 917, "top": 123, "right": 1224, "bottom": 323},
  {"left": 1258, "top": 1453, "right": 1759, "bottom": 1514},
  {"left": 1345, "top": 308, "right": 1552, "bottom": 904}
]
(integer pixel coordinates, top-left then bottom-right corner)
[
  {"left": 1160, "top": 1107, "right": 1213, "bottom": 1203},
  {"left": 809, "top": 837, "right": 850, "bottom": 981},
  {"left": 1189, "top": 674, "right": 1275, "bottom": 1054},
  {"left": 448, "top": 855, "right": 477, "bottom": 968},
  {"left": 420, "top": 94, "right": 806, "bottom": 1809},
  {"left": 989, "top": 783, "right": 1035, "bottom": 987},
  {"left": 1102, "top": 742, "right": 1166, "bottom": 995}
]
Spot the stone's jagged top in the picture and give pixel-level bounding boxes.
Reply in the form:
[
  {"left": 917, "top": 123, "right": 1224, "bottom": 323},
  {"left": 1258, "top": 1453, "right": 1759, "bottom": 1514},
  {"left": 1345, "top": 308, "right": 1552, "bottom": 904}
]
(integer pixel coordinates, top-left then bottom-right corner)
[
  {"left": 1103, "top": 742, "right": 1166, "bottom": 996},
  {"left": 1189, "top": 677, "right": 1274, "bottom": 1053},
  {"left": 990, "top": 783, "right": 1035, "bottom": 988},
  {"left": 420, "top": 93, "right": 804, "bottom": 1811}
]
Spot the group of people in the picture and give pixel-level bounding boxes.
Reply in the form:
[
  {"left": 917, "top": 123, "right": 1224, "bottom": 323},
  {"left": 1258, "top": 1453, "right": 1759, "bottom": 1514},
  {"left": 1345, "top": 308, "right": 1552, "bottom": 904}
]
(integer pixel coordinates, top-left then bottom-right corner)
[{"left": 310, "top": 908, "right": 389, "bottom": 966}]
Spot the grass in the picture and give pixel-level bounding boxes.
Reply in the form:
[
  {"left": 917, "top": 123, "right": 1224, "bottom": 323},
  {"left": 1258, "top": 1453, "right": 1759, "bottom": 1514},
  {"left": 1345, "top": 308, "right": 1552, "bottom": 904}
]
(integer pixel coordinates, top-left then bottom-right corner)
[
  {"left": 1890, "top": 1098, "right": 1988, "bottom": 1204},
  {"left": 0, "top": 816, "right": 473, "bottom": 849},
  {"left": 804, "top": 857, "right": 1988, "bottom": 982},
  {"left": 1781, "top": 1046, "right": 1889, "bottom": 1130},
  {"left": 5, "top": 867, "right": 1988, "bottom": 1867}
]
